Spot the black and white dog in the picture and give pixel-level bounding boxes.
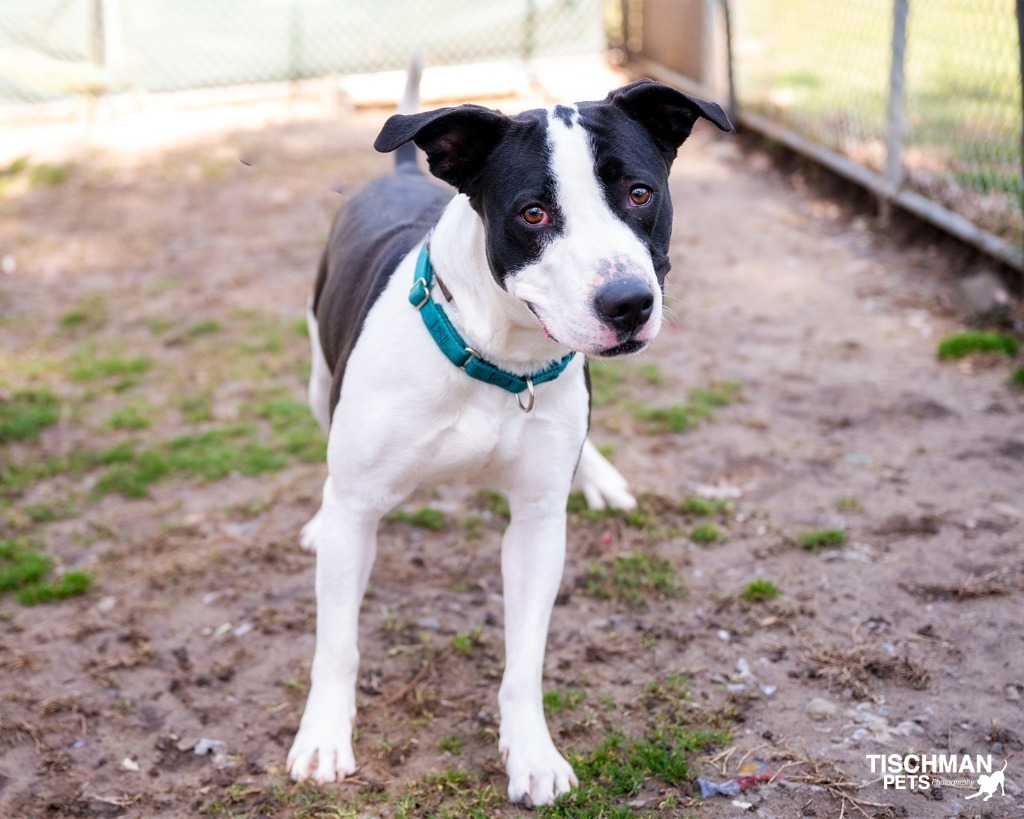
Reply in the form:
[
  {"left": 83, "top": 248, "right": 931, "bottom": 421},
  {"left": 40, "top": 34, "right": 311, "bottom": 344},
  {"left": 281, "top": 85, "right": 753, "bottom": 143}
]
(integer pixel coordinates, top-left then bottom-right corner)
[{"left": 288, "top": 61, "right": 732, "bottom": 806}]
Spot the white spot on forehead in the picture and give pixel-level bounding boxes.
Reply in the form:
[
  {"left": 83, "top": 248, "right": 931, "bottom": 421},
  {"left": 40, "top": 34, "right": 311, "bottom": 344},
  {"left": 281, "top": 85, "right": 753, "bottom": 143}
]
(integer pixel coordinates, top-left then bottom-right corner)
[
  {"left": 544, "top": 104, "right": 642, "bottom": 258},
  {"left": 545, "top": 104, "right": 610, "bottom": 229}
]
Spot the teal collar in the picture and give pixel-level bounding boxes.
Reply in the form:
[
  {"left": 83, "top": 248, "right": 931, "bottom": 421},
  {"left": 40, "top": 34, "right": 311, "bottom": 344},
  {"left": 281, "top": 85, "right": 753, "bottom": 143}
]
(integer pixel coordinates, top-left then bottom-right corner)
[{"left": 408, "top": 241, "right": 575, "bottom": 412}]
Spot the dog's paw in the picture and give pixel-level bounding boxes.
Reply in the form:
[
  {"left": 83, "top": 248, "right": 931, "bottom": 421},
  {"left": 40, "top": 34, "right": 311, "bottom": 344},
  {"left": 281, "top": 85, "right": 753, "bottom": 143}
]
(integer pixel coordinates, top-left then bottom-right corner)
[
  {"left": 502, "top": 740, "right": 578, "bottom": 807},
  {"left": 299, "top": 509, "right": 321, "bottom": 552},
  {"left": 287, "top": 730, "right": 357, "bottom": 784},
  {"left": 574, "top": 439, "right": 637, "bottom": 511},
  {"left": 579, "top": 473, "right": 637, "bottom": 511}
]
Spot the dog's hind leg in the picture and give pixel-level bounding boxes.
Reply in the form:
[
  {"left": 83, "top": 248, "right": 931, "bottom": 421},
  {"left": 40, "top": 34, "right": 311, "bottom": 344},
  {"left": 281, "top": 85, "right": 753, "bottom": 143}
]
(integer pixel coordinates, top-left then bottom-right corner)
[
  {"left": 300, "top": 305, "right": 334, "bottom": 553},
  {"left": 573, "top": 438, "right": 637, "bottom": 510},
  {"left": 306, "top": 302, "right": 333, "bottom": 435},
  {"left": 299, "top": 475, "right": 334, "bottom": 552},
  {"left": 288, "top": 485, "right": 380, "bottom": 783}
]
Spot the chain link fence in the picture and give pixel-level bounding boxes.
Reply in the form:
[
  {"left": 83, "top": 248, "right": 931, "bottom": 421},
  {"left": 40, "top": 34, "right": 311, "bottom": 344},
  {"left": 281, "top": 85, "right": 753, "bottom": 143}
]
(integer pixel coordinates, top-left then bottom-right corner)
[
  {"left": 0, "top": 0, "right": 604, "bottom": 104},
  {"left": 729, "top": 0, "right": 1022, "bottom": 263},
  {"left": 3, "top": 0, "right": 1021, "bottom": 267}
]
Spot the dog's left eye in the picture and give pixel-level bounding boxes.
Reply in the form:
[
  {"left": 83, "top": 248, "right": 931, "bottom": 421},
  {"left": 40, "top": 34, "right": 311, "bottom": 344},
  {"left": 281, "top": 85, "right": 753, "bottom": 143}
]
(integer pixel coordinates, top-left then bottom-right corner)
[{"left": 629, "top": 186, "right": 652, "bottom": 207}]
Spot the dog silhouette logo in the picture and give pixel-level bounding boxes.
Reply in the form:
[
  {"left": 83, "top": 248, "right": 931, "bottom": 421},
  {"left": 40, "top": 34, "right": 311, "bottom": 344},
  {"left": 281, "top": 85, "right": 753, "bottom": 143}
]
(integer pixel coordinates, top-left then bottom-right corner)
[{"left": 965, "top": 759, "right": 1008, "bottom": 801}]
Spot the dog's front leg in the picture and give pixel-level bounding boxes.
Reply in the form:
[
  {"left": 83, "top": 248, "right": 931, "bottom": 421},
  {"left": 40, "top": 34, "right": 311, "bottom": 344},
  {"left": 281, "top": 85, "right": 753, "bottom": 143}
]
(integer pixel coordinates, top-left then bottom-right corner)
[
  {"left": 498, "top": 500, "right": 577, "bottom": 807},
  {"left": 288, "top": 490, "right": 378, "bottom": 783}
]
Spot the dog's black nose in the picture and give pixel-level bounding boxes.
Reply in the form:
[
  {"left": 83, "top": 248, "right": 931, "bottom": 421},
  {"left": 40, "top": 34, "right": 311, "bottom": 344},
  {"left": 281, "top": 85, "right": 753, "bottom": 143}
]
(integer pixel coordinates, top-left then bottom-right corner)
[{"left": 594, "top": 279, "right": 655, "bottom": 334}]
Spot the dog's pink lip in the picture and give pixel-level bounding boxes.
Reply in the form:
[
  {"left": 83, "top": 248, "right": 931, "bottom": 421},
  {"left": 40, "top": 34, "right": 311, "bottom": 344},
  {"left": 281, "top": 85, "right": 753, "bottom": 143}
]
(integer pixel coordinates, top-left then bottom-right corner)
[{"left": 526, "top": 303, "right": 556, "bottom": 340}]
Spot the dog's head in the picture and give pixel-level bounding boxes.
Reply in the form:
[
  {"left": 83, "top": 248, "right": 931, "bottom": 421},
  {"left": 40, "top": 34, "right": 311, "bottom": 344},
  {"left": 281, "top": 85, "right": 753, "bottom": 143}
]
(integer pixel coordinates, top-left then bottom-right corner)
[{"left": 375, "top": 80, "right": 732, "bottom": 357}]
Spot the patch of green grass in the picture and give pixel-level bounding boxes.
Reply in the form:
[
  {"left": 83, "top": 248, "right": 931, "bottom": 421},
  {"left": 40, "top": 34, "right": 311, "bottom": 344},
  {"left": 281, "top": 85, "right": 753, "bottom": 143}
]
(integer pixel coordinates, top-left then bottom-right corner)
[
  {"left": 252, "top": 394, "right": 313, "bottom": 426},
  {"left": 94, "top": 424, "right": 286, "bottom": 498},
  {"left": 478, "top": 489, "right": 510, "bottom": 521},
  {"left": 168, "top": 426, "right": 287, "bottom": 479},
  {"left": 836, "top": 496, "right": 864, "bottom": 513},
  {"left": 59, "top": 310, "right": 88, "bottom": 328},
  {"left": 742, "top": 579, "right": 781, "bottom": 602},
  {"left": 29, "top": 164, "right": 69, "bottom": 188},
  {"left": 70, "top": 354, "right": 151, "bottom": 386},
  {"left": 588, "top": 360, "right": 625, "bottom": 407},
  {"left": 388, "top": 506, "right": 447, "bottom": 532},
  {"left": 633, "top": 382, "right": 742, "bottom": 434},
  {"left": 187, "top": 319, "right": 222, "bottom": 338},
  {"left": 240, "top": 316, "right": 286, "bottom": 353},
  {"left": 633, "top": 363, "right": 665, "bottom": 385},
  {"left": 542, "top": 723, "right": 727, "bottom": 817},
  {"left": 632, "top": 403, "right": 692, "bottom": 433},
  {"left": 1011, "top": 368, "right": 1024, "bottom": 388},
  {"left": 145, "top": 317, "right": 175, "bottom": 335},
  {"left": 585, "top": 553, "right": 685, "bottom": 607},
  {"left": 17, "top": 571, "right": 91, "bottom": 605},
  {"left": 0, "top": 390, "right": 61, "bottom": 443},
  {"left": 94, "top": 450, "right": 172, "bottom": 498},
  {"left": 937, "top": 331, "right": 1018, "bottom": 360},
  {"left": 642, "top": 673, "right": 691, "bottom": 708},
  {"left": 799, "top": 528, "right": 847, "bottom": 551},
  {"left": 690, "top": 524, "right": 724, "bottom": 544},
  {"left": 0, "top": 539, "right": 91, "bottom": 606},
  {"left": 680, "top": 496, "right": 731, "bottom": 516},
  {"left": 59, "top": 294, "right": 107, "bottom": 332},
  {"left": 252, "top": 395, "right": 325, "bottom": 462},
  {"left": 688, "top": 382, "right": 742, "bottom": 416},
  {"left": 392, "top": 767, "right": 505, "bottom": 819},
  {"left": 439, "top": 734, "right": 464, "bottom": 756},
  {"left": 0, "top": 156, "right": 28, "bottom": 178},
  {"left": 23, "top": 497, "right": 78, "bottom": 524},
  {"left": 105, "top": 403, "right": 153, "bottom": 430},
  {"left": 463, "top": 516, "right": 485, "bottom": 540},
  {"left": 544, "top": 688, "right": 586, "bottom": 715},
  {"left": 621, "top": 508, "right": 651, "bottom": 528},
  {"left": 451, "top": 625, "right": 484, "bottom": 657},
  {"left": 179, "top": 393, "right": 214, "bottom": 423},
  {"left": 0, "top": 540, "right": 51, "bottom": 590},
  {"left": 207, "top": 781, "right": 367, "bottom": 819},
  {"left": 566, "top": 492, "right": 652, "bottom": 527},
  {"left": 0, "top": 445, "right": 137, "bottom": 500},
  {"left": 8, "top": 390, "right": 325, "bottom": 501}
]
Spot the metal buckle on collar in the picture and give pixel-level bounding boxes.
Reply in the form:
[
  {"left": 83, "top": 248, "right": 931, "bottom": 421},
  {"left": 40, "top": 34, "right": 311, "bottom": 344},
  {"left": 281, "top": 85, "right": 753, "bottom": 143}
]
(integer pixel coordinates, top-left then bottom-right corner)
[
  {"left": 516, "top": 378, "right": 535, "bottom": 413},
  {"left": 411, "top": 278, "right": 430, "bottom": 310},
  {"left": 460, "top": 347, "right": 480, "bottom": 369}
]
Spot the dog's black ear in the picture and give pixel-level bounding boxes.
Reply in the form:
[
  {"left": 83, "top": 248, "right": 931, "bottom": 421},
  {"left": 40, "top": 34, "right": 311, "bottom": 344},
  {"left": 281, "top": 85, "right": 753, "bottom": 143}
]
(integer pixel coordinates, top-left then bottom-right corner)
[
  {"left": 374, "top": 105, "right": 512, "bottom": 193},
  {"left": 607, "top": 80, "right": 733, "bottom": 164}
]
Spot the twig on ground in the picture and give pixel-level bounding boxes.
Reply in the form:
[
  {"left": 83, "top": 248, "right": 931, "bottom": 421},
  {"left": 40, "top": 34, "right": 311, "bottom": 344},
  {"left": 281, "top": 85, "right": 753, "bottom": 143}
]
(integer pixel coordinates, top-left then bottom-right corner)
[{"left": 381, "top": 661, "right": 431, "bottom": 707}]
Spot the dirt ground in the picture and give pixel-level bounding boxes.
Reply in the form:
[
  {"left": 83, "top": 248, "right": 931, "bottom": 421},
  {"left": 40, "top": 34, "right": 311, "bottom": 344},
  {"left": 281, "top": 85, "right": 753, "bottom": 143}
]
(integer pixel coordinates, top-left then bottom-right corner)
[{"left": 1, "top": 63, "right": 1022, "bottom": 819}]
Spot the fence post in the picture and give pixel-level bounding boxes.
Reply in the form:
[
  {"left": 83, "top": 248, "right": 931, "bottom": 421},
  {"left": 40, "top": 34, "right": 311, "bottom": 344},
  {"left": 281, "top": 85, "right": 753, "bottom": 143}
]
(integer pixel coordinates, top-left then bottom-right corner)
[
  {"left": 1017, "top": 0, "right": 1023, "bottom": 245},
  {"left": 881, "top": 0, "right": 909, "bottom": 226},
  {"left": 288, "top": 0, "right": 302, "bottom": 82},
  {"left": 90, "top": 0, "right": 105, "bottom": 67},
  {"left": 524, "top": 0, "right": 536, "bottom": 62},
  {"left": 620, "top": 0, "right": 631, "bottom": 61},
  {"left": 721, "top": 0, "right": 738, "bottom": 127}
]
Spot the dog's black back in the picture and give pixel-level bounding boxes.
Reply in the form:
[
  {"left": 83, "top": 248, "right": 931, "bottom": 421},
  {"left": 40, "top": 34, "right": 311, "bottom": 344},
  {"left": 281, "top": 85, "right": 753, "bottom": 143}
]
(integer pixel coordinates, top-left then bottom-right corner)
[{"left": 313, "top": 165, "right": 450, "bottom": 415}]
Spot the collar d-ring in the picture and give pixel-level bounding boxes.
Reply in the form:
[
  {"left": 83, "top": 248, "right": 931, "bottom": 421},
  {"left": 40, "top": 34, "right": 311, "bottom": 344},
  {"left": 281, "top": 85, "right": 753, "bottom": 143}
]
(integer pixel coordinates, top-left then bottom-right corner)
[{"left": 516, "top": 378, "right": 535, "bottom": 413}]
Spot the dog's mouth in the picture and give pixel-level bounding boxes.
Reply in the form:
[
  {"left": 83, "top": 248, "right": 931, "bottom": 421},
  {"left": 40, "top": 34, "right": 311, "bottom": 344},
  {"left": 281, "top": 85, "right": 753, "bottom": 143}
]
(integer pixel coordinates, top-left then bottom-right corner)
[
  {"left": 526, "top": 303, "right": 650, "bottom": 358},
  {"left": 526, "top": 303, "right": 558, "bottom": 342},
  {"left": 593, "top": 338, "right": 648, "bottom": 357}
]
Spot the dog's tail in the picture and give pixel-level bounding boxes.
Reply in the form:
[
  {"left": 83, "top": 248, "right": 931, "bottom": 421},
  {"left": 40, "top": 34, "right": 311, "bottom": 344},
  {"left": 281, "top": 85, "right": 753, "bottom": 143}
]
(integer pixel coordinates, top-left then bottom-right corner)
[{"left": 394, "top": 48, "right": 423, "bottom": 169}]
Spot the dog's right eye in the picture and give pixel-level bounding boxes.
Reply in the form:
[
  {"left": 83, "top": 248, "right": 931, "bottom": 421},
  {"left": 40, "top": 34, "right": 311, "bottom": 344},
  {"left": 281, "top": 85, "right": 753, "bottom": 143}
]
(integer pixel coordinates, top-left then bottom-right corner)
[{"left": 520, "top": 206, "right": 550, "bottom": 226}]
